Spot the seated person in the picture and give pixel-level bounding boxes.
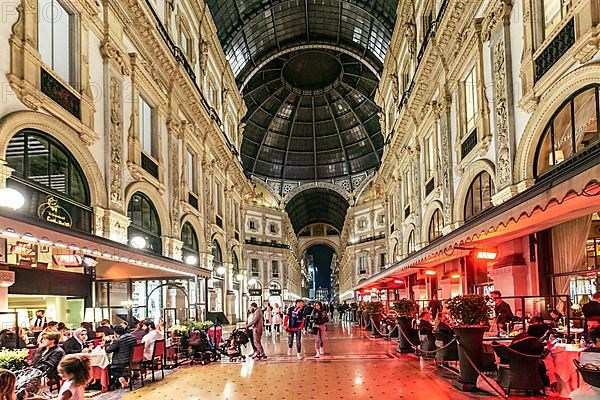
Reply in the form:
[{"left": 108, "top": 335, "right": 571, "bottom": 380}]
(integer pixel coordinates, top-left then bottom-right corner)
[
  {"left": 0, "top": 329, "right": 26, "bottom": 349},
  {"left": 548, "top": 309, "right": 564, "bottom": 328},
  {"left": 36, "top": 321, "right": 59, "bottom": 345},
  {"left": 31, "top": 331, "right": 65, "bottom": 383},
  {"left": 527, "top": 316, "right": 553, "bottom": 339},
  {"left": 141, "top": 322, "right": 162, "bottom": 361},
  {"left": 418, "top": 311, "right": 436, "bottom": 352},
  {"left": 105, "top": 325, "right": 137, "bottom": 389},
  {"left": 96, "top": 319, "right": 114, "bottom": 337},
  {"left": 80, "top": 322, "right": 96, "bottom": 340},
  {"left": 570, "top": 328, "right": 600, "bottom": 399},
  {"left": 433, "top": 312, "right": 454, "bottom": 342},
  {"left": 63, "top": 328, "right": 87, "bottom": 355}
]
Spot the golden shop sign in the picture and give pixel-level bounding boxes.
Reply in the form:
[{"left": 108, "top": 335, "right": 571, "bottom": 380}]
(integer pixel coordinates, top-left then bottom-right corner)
[{"left": 38, "top": 196, "right": 72, "bottom": 227}]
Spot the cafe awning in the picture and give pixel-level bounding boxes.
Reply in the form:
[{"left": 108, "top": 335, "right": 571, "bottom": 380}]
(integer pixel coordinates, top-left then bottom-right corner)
[
  {"left": 0, "top": 211, "right": 210, "bottom": 279},
  {"left": 354, "top": 160, "right": 600, "bottom": 292}
]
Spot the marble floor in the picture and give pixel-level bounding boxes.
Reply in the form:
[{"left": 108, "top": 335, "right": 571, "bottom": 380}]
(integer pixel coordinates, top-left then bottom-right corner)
[{"left": 95, "top": 322, "right": 558, "bottom": 400}]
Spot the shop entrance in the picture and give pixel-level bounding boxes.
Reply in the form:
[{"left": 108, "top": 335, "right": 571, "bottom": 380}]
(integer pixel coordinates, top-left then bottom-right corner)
[{"left": 7, "top": 294, "right": 85, "bottom": 329}]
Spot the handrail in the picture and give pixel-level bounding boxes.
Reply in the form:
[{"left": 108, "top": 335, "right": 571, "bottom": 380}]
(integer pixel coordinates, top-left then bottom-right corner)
[{"left": 141, "top": 0, "right": 239, "bottom": 158}]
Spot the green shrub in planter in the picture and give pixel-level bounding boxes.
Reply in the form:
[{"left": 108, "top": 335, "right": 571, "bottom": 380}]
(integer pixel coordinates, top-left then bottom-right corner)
[
  {"left": 365, "top": 301, "right": 384, "bottom": 315},
  {"left": 392, "top": 299, "right": 418, "bottom": 319},
  {"left": 0, "top": 349, "right": 28, "bottom": 371},
  {"left": 446, "top": 294, "right": 492, "bottom": 326}
]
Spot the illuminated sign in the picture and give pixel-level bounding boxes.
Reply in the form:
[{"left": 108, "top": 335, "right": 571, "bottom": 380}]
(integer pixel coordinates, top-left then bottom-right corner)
[
  {"left": 249, "top": 289, "right": 262, "bottom": 296},
  {"left": 38, "top": 196, "right": 72, "bottom": 227}
]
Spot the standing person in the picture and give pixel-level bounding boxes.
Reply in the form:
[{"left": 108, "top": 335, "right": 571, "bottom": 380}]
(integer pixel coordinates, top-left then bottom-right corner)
[
  {"left": 30, "top": 310, "right": 48, "bottom": 332},
  {"left": 141, "top": 322, "right": 162, "bottom": 360},
  {"left": 0, "top": 369, "right": 16, "bottom": 400},
  {"left": 582, "top": 292, "right": 600, "bottom": 333},
  {"left": 272, "top": 304, "right": 283, "bottom": 335},
  {"left": 311, "top": 302, "right": 329, "bottom": 358},
  {"left": 105, "top": 325, "right": 137, "bottom": 389},
  {"left": 328, "top": 303, "right": 335, "bottom": 321},
  {"left": 246, "top": 303, "right": 266, "bottom": 360},
  {"left": 428, "top": 294, "right": 442, "bottom": 320},
  {"left": 490, "top": 290, "right": 514, "bottom": 333},
  {"left": 264, "top": 305, "right": 273, "bottom": 336},
  {"left": 284, "top": 299, "right": 305, "bottom": 359},
  {"left": 57, "top": 354, "right": 92, "bottom": 400},
  {"left": 303, "top": 303, "right": 314, "bottom": 333}
]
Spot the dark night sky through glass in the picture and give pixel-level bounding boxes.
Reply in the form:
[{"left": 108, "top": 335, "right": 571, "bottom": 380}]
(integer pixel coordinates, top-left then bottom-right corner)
[{"left": 307, "top": 244, "right": 334, "bottom": 290}]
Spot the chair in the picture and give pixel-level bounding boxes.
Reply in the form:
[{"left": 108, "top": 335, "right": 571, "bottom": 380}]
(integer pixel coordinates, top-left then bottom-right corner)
[
  {"left": 491, "top": 342, "right": 546, "bottom": 396},
  {"left": 574, "top": 359, "right": 600, "bottom": 388},
  {"left": 434, "top": 332, "right": 458, "bottom": 362},
  {"left": 126, "top": 343, "right": 146, "bottom": 390},
  {"left": 141, "top": 339, "right": 165, "bottom": 382}
]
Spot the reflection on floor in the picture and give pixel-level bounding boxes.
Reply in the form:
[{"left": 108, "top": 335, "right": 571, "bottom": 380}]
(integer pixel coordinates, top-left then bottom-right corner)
[{"left": 95, "top": 321, "right": 557, "bottom": 400}]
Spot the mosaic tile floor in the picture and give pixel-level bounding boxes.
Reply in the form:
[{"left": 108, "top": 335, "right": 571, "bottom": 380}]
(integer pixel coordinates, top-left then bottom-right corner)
[{"left": 94, "top": 323, "right": 562, "bottom": 400}]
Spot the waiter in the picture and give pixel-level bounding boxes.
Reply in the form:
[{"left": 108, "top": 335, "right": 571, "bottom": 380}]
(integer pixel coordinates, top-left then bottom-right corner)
[
  {"left": 490, "top": 290, "right": 514, "bottom": 333},
  {"left": 30, "top": 310, "right": 48, "bottom": 332}
]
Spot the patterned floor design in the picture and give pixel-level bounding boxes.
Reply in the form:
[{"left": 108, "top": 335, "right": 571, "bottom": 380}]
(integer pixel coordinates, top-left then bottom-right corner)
[{"left": 92, "top": 322, "right": 560, "bottom": 400}]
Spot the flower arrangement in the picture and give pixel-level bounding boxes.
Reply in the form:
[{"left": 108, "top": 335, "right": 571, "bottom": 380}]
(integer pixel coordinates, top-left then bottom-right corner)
[
  {"left": 169, "top": 324, "right": 190, "bottom": 337},
  {"left": 392, "top": 299, "right": 418, "bottom": 318},
  {"left": 182, "top": 320, "right": 214, "bottom": 331},
  {"left": 0, "top": 348, "right": 29, "bottom": 371},
  {"left": 446, "top": 294, "right": 493, "bottom": 326},
  {"left": 365, "top": 301, "right": 384, "bottom": 315}
]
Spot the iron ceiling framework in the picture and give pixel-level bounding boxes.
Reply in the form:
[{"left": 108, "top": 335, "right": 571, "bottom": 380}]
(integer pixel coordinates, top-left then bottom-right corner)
[{"left": 285, "top": 188, "right": 350, "bottom": 233}]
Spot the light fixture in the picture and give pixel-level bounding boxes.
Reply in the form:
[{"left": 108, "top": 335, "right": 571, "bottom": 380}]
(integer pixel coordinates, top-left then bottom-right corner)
[
  {"left": 216, "top": 266, "right": 226, "bottom": 275},
  {"left": 451, "top": 273, "right": 461, "bottom": 279},
  {"left": 184, "top": 255, "right": 198, "bottom": 265},
  {"left": 0, "top": 187, "right": 25, "bottom": 210},
  {"left": 2, "top": 229, "right": 19, "bottom": 238},
  {"left": 235, "top": 273, "right": 244, "bottom": 281},
  {"left": 129, "top": 236, "right": 147, "bottom": 249},
  {"left": 82, "top": 256, "right": 98, "bottom": 267},
  {"left": 394, "top": 279, "right": 404, "bottom": 284},
  {"left": 425, "top": 270, "right": 436, "bottom": 276},
  {"left": 248, "top": 278, "right": 257, "bottom": 286},
  {"left": 476, "top": 249, "right": 497, "bottom": 260}
]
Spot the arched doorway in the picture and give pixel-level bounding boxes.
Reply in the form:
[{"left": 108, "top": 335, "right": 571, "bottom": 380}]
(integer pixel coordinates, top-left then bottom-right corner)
[
  {"left": 306, "top": 244, "right": 336, "bottom": 302},
  {"left": 211, "top": 239, "right": 224, "bottom": 312}
]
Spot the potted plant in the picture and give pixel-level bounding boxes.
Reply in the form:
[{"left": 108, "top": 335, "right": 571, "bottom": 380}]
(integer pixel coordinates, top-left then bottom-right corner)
[
  {"left": 365, "top": 301, "right": 384, "bottom": 337},
  {"left": 0, "top": 349, "right": 28, "bottom": 371},
  {"left": 392, "top": 299, "right": 418, "bottom": 353},
  {"left": 446, "top": 294, "right": 493, "bottom": 390}
]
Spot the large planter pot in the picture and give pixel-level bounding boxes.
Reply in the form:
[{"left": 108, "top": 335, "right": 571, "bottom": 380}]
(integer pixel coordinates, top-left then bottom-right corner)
[
  {"left": 396, "top": 317, "right": 415, "bottom": 353},
  {"left": 453, "top": 326, "right": 487, "bottom": 391},
  {"left": 370, "top": 313, "right": 382, "bottom": 338}
]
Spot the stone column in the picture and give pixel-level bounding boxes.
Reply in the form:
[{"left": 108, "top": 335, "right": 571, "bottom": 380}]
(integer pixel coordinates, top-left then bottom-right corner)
[
  {"left": 0, "top": 270, "right": 15, "bottom": 311},
  {"left": 483, "top": 0, "right": 518, "bottom": 202},
  {"left": 434, "top": 99, "right": 455, "bottom": 228}
]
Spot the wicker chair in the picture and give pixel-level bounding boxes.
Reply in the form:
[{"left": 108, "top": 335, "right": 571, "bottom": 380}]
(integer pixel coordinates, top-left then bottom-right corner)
[
  {"left": 491, "top": 342, "right": 546, "bottom": 396},
  {"left": 574, "top": 359, "right": 600, "bottom": 388}
]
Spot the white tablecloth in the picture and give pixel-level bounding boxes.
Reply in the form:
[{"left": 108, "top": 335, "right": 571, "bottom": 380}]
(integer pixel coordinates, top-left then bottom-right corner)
[
  {"left": 73, "top": 350, "right": 111, "bottom": 369},
  {"left": 551, "top": 344, "right": 584, "bottom": 397}
]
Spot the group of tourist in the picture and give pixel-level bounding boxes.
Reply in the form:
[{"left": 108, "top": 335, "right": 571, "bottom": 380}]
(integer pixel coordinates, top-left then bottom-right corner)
[{"left": 245, "top": 299, "right": 330, "bottom": 361}]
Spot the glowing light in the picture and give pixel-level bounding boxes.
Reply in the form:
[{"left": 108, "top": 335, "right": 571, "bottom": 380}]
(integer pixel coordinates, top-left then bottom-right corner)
[
  {"left": 248, "top": 278, "right": 257, "bottom": 286},
  {"left": 216, "top": 266, "right": 226, "bottom": 275},
  {"left": 476, "top": 249, "right": 497, "bottom": 260},
  {"left": 2, "top": 229, "right": 19, "bottom": 238},
  {"left": 0, "top": 187, "right": 25, "bottom": 210},
  {"left": 130, "top": 236, "right": 147, "bottom": 249},
  {"left": 185, "top": 255, "right": 198, "bottom": 265},
  {"left": 354, "top": 376, "right": 363, "bottom": 385},
  {"left": 394, "top": 279, "right": 404, "bottom": 284},
  {"left": 425, "top": 270, "right": 436, "bottom": 276},
  {"left": 451, "top": 273, "right": 461, "bottom": 279},
  {"left": 235, "top": 273, "right": 244, "bottom": 281}
]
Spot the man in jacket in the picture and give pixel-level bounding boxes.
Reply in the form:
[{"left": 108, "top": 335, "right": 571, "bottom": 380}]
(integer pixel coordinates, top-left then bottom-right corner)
[
  {"left": 32, "top": 331, "right": 64, "bottom": 383},
  {"left": 246, "top": 302, "right": 266, "bottom": 360},
  {"left": 491, "top": 290, "right": 514, "bottom": 333},
  {"left": 106, "top": 325, "right": 137, "bottom": 389},
  {"left": 583, "top": 292, "right": 600, "bottom": 333},
  {"left": 284, "top": 299, "right": 305, "bottom": 359}
]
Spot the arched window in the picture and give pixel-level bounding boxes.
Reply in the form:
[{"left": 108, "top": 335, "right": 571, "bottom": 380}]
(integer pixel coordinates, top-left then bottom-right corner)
[
  {"left": 407, "top": 230, "right": 416, "bottom": 254},
  {"left": 428, "top": 209, "right": 444, "bottom": 242},
  {"left": 232, "top": 251, "right": 240, "bottom": 281},
  {"left": 127, "top": 192, "right": 162, "bottom": 254},
  {"left": 181, "top": 222, "right": 199, "bottom": 265},
  {"left": 5, "top": 129, "right": 92, "bottom": 231},
  {"left": 212, "top": 240, "right": 222, "bottom": 264},
  {"left": 535, "top": 85, "right": 600, "bottom": 177},
  {"left": 464, "top": 171, "right": 494, "bottom": 221}
]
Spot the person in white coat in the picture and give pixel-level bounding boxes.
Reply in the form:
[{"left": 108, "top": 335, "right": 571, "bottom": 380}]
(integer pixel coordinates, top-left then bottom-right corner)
[{"left": 272, "top": 304, "right": 283, "bottom": 335}]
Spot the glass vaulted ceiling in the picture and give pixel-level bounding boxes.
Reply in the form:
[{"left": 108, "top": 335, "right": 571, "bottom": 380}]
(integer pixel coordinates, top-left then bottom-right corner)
[{"left": 207, "top": 0, "right": 398, "bottom": 195}]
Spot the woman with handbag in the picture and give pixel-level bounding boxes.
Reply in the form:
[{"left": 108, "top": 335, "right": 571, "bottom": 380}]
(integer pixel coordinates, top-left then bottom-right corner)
[{"left": 311, "top": 302, "right": 329, "bottom": 358}]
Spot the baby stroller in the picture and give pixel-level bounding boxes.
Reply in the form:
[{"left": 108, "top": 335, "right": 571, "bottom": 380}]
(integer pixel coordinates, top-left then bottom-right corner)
[
  {"left": 218, "top": 328, "right": 249, "bottom": 362},
  {"left": 189, "top": 328, "right": 218, "bottom": 365},
  {"left": 15, "top": 367, "right": 46, "bottom": 400}
]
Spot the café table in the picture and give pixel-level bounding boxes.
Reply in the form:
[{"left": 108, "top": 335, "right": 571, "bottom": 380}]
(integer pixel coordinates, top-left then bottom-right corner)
[
  {"left": 74, "top": 349, "right": 111, "bottom": 392},
  {"left": 550, "top": 343, "right": 584, "bottom": 397},
  {"left": 556, "top": 327, "right": 584, "bottom": 340}
]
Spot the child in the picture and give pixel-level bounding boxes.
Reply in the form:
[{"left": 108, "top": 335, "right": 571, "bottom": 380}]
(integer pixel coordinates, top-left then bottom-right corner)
[
  {"left": 57, "top": 355, "right": 92, "bottom": 400},
  {"left": 0, "top": 369, "right": 16, "bottom": 400}
]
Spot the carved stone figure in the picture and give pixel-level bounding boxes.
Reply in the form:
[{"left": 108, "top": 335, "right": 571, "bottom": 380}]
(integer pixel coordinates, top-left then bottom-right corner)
[{"left": 109, "top": 77, "right": 123, "bottom": 207}]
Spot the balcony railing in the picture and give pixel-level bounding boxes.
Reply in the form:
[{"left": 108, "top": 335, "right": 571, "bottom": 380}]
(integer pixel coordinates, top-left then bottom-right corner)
[
  {"left": 245, "top": 238, "right": 290, "bottom": 249},
  {"left": 461, "top": 128, "right": 478, "bottom": 159},
  {"left": 535, "top": 19, "right": 575, "bottom": 82},
  {"left": 348, "top": 234, "right": 385, "bottom": 246},
  {"left": 142, "top": 0, "right": 239, "bottom": 157}
]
